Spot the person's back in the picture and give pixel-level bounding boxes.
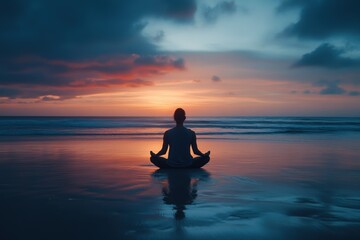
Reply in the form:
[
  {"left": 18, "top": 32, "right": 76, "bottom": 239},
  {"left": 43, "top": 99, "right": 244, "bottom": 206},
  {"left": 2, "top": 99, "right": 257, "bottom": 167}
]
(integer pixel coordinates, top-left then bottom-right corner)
[
  {"left": 150, "top": 108, "right": 210, "bottom": 169},
  {"left": 165, "top": 126, "right": 194, "bottom": 167}
]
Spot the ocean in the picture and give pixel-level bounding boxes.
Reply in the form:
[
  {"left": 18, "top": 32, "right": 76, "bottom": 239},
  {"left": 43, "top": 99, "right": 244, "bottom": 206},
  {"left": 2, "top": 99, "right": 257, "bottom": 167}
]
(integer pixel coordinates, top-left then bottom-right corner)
[
  {"left": 1, "top": 116, "right": 360, "bottom": 138},
  {"left": 1, "top": 116, "right": 360, "bottom": 239}
]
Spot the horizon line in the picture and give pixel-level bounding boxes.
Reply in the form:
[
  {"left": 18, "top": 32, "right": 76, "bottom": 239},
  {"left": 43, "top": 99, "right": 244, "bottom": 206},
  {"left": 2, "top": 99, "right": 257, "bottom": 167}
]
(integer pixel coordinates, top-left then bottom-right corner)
[{"left": 1, "top": 115, "right": 360, "bottom": 118}]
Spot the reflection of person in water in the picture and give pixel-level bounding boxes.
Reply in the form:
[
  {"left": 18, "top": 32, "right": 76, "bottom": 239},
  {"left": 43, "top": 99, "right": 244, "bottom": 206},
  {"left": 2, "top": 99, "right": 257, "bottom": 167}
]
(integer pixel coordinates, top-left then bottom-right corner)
[
  {"left": 150, "top": 108, "right": 210, "bottom": 168},
  {"left": 152, "top": 169, "right": 210, "bottom": 220}
]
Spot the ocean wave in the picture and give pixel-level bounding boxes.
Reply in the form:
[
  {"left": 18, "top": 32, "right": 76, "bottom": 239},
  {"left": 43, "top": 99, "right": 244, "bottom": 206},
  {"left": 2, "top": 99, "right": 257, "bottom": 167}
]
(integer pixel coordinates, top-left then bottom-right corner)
[{"left": 0, "top": 116, "right": 359, "bottom": 137}]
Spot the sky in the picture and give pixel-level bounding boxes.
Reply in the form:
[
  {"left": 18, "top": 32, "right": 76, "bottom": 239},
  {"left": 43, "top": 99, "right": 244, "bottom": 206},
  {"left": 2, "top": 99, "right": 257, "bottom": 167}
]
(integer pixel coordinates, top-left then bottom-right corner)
[{"left": 1, "top": 0, "right": 360, "bottom": 116}]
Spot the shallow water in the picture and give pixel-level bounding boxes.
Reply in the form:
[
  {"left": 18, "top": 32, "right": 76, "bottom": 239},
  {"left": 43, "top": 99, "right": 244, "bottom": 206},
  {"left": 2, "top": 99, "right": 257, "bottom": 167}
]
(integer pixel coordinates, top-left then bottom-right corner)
[{"left": 1, "top": 136, "right": 360, "bottom": 239}]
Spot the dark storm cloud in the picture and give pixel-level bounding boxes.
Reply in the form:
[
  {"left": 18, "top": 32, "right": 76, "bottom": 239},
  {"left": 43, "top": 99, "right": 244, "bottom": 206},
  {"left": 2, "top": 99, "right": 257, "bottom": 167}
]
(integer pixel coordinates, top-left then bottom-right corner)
[
  {"left": 155, "top": 0, "right": 197, "bottom": 22},
  {"left": 293, "top": 43, "right": 360, "bottom": 69},
  {"left": 277, "top": 0, "right": 312, "bottom": 12},
  {"left": 279, "top": 0, "right": 360, "bottom": 39},
  {"left": 203, "top": 1, "right": 239, "bottom": 24},
  {"left": 0, "top": 0, "right": 193, "bottom": 100},
  {"left": 0, "top": 0, "right": 197, "bottom": 60}
]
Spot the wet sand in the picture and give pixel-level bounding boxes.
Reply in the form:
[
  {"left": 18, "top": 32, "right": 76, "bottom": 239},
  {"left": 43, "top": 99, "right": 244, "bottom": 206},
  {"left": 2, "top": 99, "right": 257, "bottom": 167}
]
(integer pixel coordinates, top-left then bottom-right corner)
[{"left": 1, "top": 136, "right": 360, "bottom": 239}]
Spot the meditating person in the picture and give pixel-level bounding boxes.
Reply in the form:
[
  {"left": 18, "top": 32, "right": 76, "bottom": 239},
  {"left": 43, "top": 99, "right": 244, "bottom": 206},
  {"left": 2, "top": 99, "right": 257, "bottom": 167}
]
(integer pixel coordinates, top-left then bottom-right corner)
[{"left": 150, "top": 108, "right": 210, "bottom": 168}]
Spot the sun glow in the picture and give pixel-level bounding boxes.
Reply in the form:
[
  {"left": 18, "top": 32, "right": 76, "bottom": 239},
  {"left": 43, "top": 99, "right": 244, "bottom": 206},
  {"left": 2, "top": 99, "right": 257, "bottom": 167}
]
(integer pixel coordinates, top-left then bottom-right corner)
[{"left": 142, "top": 91, "right": 184, "bottom": 108}]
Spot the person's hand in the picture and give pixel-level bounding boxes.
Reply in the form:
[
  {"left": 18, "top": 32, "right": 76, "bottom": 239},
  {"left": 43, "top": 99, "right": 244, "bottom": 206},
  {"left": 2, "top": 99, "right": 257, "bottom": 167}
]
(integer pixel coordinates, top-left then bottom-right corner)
[
  {"left": 150, "top": 151, "right": 156, "bottom": 157},
  {"left": 204, "top": 151, "right": 210, "bottom": 156}
]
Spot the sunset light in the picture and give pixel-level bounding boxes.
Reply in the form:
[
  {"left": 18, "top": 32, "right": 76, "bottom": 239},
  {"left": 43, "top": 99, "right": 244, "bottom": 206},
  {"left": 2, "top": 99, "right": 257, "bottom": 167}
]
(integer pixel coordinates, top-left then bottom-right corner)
[
  {"left": 1, "top": 1, "right": 360, "bottom": 239},
  {"left": 1, "top": 1, "right": 359, "bottom": 116}
]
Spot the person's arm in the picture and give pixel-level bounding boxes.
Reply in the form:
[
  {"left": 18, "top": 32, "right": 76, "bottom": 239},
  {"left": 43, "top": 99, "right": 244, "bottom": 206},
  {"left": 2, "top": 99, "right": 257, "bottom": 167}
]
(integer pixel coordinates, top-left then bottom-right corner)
[
  {"left": 150, "top": 132, "right": 169, "bottom": 157},
  {"left": 191, "top": 132, "right": 210, "bottom": 157}
]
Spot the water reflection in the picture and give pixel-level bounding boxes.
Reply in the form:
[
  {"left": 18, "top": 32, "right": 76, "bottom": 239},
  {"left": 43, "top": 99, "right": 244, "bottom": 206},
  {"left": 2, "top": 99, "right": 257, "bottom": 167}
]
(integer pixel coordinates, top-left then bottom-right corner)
[
  {"left": 152, "top": 169, "right": 210, "bottom": 220},
  {"left": 1, "top": 137, "right": 360, "bottom": 239}
]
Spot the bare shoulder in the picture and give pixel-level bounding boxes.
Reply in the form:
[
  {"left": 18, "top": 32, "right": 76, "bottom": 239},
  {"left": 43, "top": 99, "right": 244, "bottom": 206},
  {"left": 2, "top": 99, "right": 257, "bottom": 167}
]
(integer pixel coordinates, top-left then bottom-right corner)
[
  {"left": 165, "top": 127, "right": 176, "bottom": 136},
  {"left": 163, "top": 129, "right": 173, "bottom": 142},
  {"left": 186, "top": 127, "right": 196, "bottom": 136}
]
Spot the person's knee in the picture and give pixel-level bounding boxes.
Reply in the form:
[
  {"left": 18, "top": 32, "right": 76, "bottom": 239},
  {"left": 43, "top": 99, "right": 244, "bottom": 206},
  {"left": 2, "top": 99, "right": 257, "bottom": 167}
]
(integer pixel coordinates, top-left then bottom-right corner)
[
  {"left": 202, "top": 156, "right": 210, "bottom": 165},
  {"left": 150, "top": 156, "right": 160, "bottom": 167},
  {"left": 150, "top": 156, "right": 157, "bottom": 163}
]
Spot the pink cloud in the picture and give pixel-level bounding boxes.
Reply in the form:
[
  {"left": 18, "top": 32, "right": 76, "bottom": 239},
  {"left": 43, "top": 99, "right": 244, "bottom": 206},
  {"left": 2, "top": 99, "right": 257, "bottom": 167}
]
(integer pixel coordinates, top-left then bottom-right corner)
[{"left": 0, "top": 54, "right": 185, "bottom": 100}]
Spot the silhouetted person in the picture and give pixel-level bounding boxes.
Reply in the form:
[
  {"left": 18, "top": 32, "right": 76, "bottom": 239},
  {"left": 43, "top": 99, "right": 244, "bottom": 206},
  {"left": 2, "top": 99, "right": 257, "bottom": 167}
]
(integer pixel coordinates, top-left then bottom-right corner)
[{"left": 150, "top": 108, "right": 210, "bottom": 168}]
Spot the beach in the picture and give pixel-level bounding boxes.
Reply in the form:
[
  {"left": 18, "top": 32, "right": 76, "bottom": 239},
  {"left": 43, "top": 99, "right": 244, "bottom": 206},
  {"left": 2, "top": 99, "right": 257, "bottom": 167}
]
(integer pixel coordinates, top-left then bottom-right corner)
[
  {"left": 3, "top": 0, "right": 360, "bottom": 239},
  {"left": 1, "top": 117, "right": 360, "bottom": 239}
]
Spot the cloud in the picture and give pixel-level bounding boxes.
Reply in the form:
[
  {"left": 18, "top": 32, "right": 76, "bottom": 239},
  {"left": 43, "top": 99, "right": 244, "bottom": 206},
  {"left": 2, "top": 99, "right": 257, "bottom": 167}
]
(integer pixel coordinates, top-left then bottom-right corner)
[
  {"left": 134, "top": 55, "right": 185, "bottom": 70},
  {"left": 156, "top": 0, "right": 197, "bottom": 22},
  {"left": 319, "top": 84, "right": 346, "bottom": 95},
  {"left": 277, "top": 0, "right": 311, "bottom": 12},
  {"left": 1, "top": 55, "right": 185, "bottom": 85},
  {"left": 153, "top": 30, "right": 165, "bottom": 42},
  {"left": 348, "top": 91, "right": 360, "bottom": 96},
  {"left": 0, "top": 0, "right": 197, "bottom": 60},
  {"left": 290, "top": 80, "right": 360, "bottom": 96},
  {"left": 0, "top": 55, "right": 184, "bottom": 99},
  {"left": 293, "top": 43, "right": 359, "bottom": 69},
  {"left": 314, "top": 80, "right": 346, "bottom": 95},
  {"left": 203, "top": 1, "right": 238, "bottom": 24},
  {"left": 211, "top": 75, "right": 221, "bottom": 82},
  {"left": 279, "top": 0, "right": 360, "bottom": 39},
  {"left": 0, "top": 78, "right": 154, "bottom": 101},
  {"left": 0, "top": 0, "right": 194, "bottom": 100},
  {"left": 40, "top": 95, "right": 61, "bottom": 101},
  {"left": 0, "top": 88, "right": 22, "bottom": 99}
]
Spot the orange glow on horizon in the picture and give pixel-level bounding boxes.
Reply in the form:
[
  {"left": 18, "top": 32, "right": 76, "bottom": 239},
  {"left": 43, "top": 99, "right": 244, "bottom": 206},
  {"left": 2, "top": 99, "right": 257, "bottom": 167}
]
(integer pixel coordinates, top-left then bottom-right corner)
[{"left": 2, "top": 53, "right": 360, "bottom": 117}]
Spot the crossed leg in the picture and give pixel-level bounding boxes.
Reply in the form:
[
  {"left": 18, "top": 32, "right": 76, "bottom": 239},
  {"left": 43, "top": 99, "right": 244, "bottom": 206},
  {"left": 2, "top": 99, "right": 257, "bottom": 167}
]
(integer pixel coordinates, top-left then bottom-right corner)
[
  {"left": 150, "top": 155, "right": 210, "bottom": 168},
  {"left": 150, "top": 156, "right": 170, "bottom": 168},
  {"left": 190, "top": 156, "right": 210, "bottom": 168}
]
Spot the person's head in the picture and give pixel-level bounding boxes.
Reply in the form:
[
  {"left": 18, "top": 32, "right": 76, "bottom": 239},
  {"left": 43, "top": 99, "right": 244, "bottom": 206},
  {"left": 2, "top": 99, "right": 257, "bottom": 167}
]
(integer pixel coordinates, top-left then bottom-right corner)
[{"left": 174, "top": 108, "right": 186, "bottom": 125}]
